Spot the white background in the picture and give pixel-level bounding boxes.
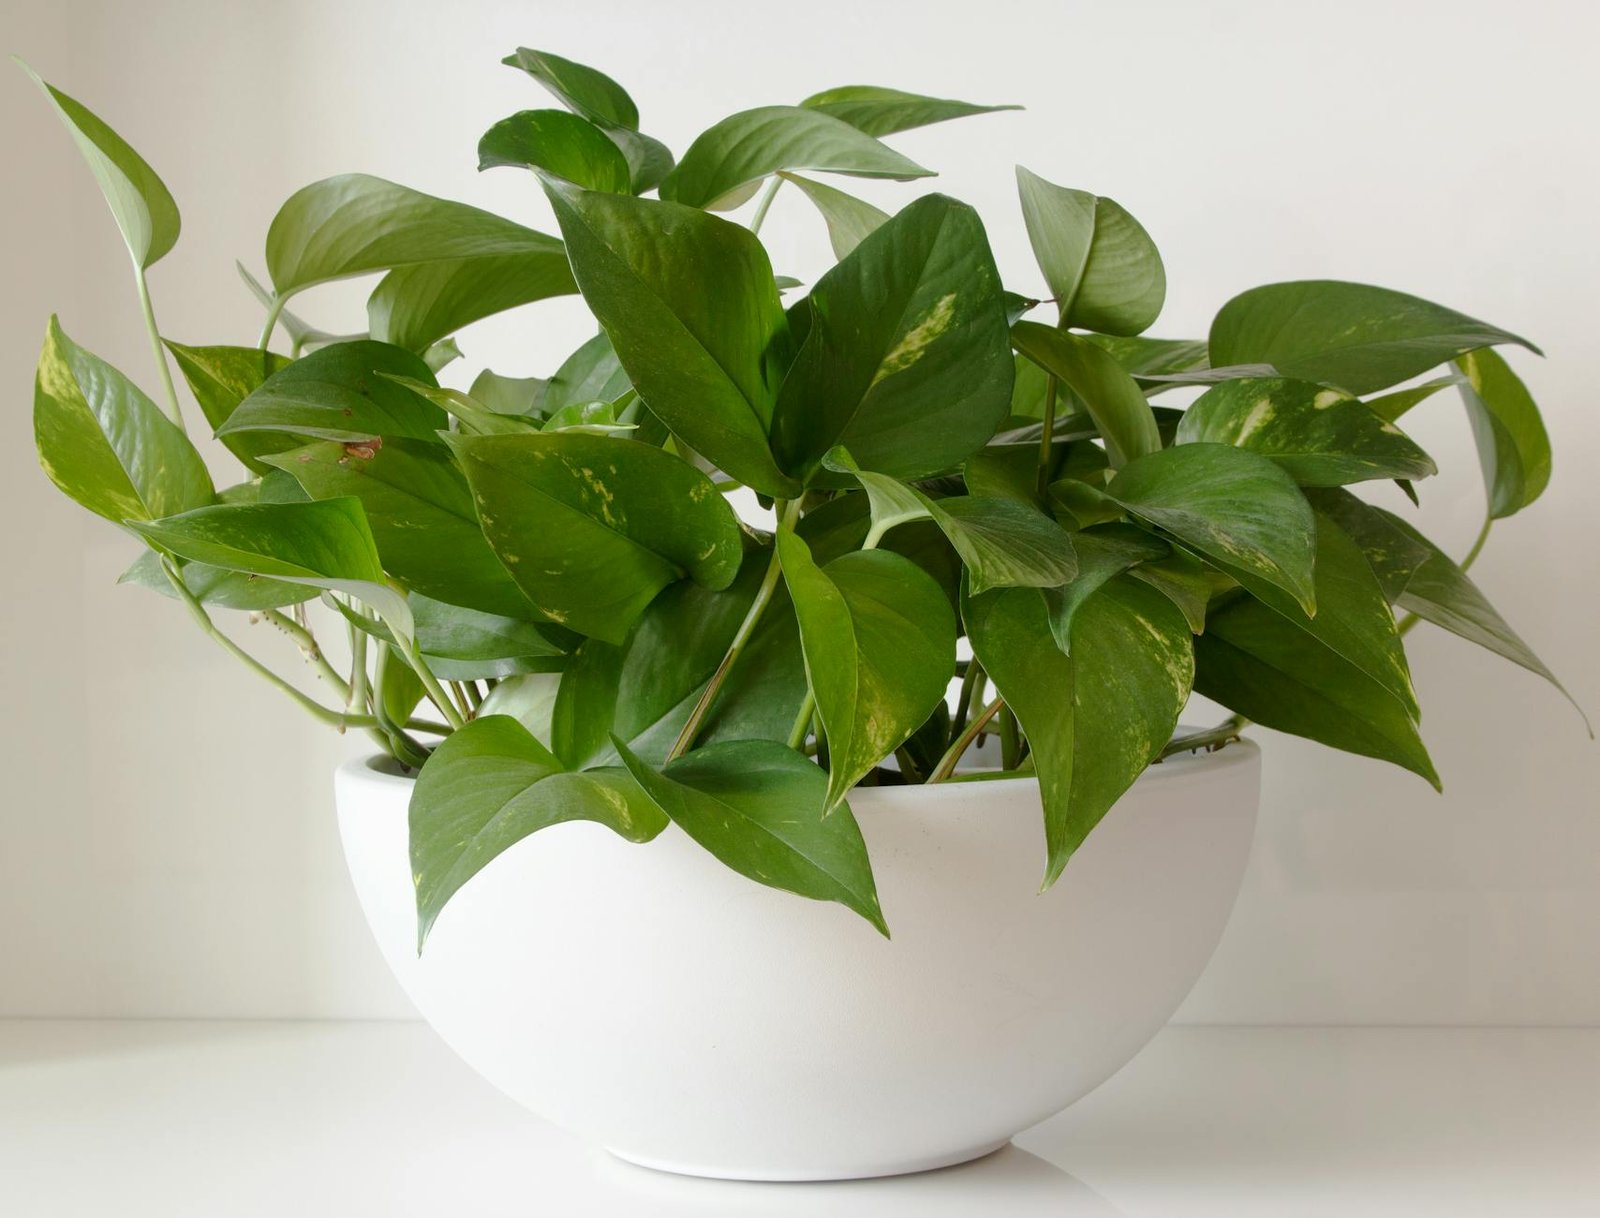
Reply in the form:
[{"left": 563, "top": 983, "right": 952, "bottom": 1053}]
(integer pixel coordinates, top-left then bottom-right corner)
[{"left": 1, "top": 0, "right": 1595, "bottom": 1024}]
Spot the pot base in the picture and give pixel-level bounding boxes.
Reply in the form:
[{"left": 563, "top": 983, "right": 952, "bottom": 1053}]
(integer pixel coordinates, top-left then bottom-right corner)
[{"left": 606, "top": 1136, "right": 1014, "bottom": 1182}]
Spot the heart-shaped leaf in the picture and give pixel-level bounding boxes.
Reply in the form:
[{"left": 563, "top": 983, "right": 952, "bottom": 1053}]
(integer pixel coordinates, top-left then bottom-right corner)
[
  {"left": 1011, "top": 321, "right": 1162, "bottom": 466},
  {"left": 411, "top": 715, "right": 667, "bottom": 949},
  {"left": 448, "top": 431, "right": 743, "bottom": 644},
  {"left": 261, "top": 438, "right": 532, "bottom": 618},
  {"left": 799, "top": 85, "right": 1020, "bottom": 136},
  {"left": 660, "top": 106, "right": 933, "bottom": 209},
  {"left": 780, "top": 171, "right": 889, "bottom": 259},
  {"left": 502, "top": 47, "right": 640, "bottom": 130},
  {"left": 772, "top": 194, "right": 1013, "bottom": 483},
  {"left": 545, "top": 186, "right": 797, "bottom": 496},
  {"left": 18, "top": 60, "right": 180, "bottom": 269},
  {"left": 1208, "top": 280, "right": 1538, "bottom": 396},
  {"left": 1107, "top": 442, "right": 1317, "bottom": 614},
  {"left": 164, "top": 342, "right": 293, "bottom": 474},
  {"left": 35, "top": 317, "right": 213, "bottom": 525},
  {"left": 1016, "top": 167, "right": 1165, "bottom": 337},
  {"left": 965, "top": 576, "right": 1193, "bottom": 887},
  {"left": 477, "top": 109, "right": 633, "bottom": 193},
  {"left": 614, "top": 737, "right": 888, "bottom": 936},
  {"left": 1455, "top": 348, "right": 1551, "bottom": 519},
  {"left": 1175, "top": 376, "right": 1437, "bottom": 486},
  {"left": 777, "top": 530, "right": 955, "bottom": 811},
  {"left": 220, "top": 340, "right": 446, "bottom": 445}
]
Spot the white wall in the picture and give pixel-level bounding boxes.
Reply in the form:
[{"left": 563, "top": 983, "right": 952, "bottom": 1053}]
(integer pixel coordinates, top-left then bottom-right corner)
[{"left": 1, "top": 0, "right": 1595, "bottom": 1023}]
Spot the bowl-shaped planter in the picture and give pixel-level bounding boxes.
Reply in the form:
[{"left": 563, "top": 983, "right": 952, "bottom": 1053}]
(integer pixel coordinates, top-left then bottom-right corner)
[{"left": 337, "top": 738, "right": 1260, "bottom": 1181}]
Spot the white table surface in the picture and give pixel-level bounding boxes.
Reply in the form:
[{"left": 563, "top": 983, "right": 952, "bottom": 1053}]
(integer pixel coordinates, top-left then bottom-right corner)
[{"left": 2, "top": 1020, "right": 1596, "bottom": 1216}]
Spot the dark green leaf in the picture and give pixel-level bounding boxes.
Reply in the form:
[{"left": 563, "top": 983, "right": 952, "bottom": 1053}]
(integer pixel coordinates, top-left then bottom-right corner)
[
  {"left": 1209, "top": 280, "right": 1539, "bottom": 395},
  {"left": 1456, "top": 348, "right": 1551, "bottom": 519},
  {"left": 1016, "top": 167, "right": 1165, "bottom": 336},
  {"left": 220, "top": 340, "right": 446, "bottom": 445},
  {"left": 614, "top": 738, "right": 887, "bottom": 936},
  {"left": 660, "top": 106, "right": 933, "bottom": 209},
  {"left": 477, "top": 109, "right": 633, "bottom": 193},
  {"left": 1126, "top": 548, "right": 1227, "bottom": 634},
  {"left": 1107, "top": 443, "right": 1317, "bottom": 614},
  {"left": 502, "top": 47, "right": 640, "bottom": 130},
  {"left": 799, "top": 84, "right": 1020, "bottom": 136},
  {"left": 1042, "top": 523, "right": 1168, "bottom": 649},
  {"left": 772, "top": 195, "right": 1012, "bottom": 484},
  {"left": 411, "top": 715, "right": 666, "bottom": 948},
  {"left": 1085, "top": 333, "right": 1209, "bottom": 382},
  {"left": 18, "top": 59, "right": 180, "bottom": 268},
  {"left": 777, "top": 530, "right": 955, "bottom": 811},
  {"left": 1175, "top": 376, "right": 1437, "bottom": 486},
  {"left": 1011, "top": 321, "right": 1161, "bottom": 466},
  {"left": 448, "top": 431, "right": 743, "bottom": 644},
  {"left": 413, "top": 594, "right": 567, "bottom": 680},
  {"left": 164, "top": 342, "right": 294, "bottom": 474},
  {"left": 545, "top": 187, "right": 797, "bottom": 496},
  {"left": 34, "top": 317, "right": 213, "bottom": 524}
]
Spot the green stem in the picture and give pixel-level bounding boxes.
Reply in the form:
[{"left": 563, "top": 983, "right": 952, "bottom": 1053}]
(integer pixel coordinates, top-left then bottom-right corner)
[
  {"left": 669, "top": 501, "right": 798, "bottom": 761},
  {"left": 258, "top": 293, "right": 289, "bottom": 352},
  {"left": 748, "top": 176, "right": 783, "bottom": 237},
  {"left": 928, "top": 696, "right": 1005, "bottom": 783},
  {"left": 134, "top": 265, "right": 185, "bottom": 432},
  {"left": 401, "top": 642, "right": 466, "bottom": 731},
  {"left": 1159, "top": 715, "right": 1248, "bottom": 760},
  {"left": 950, "top": 661, "right": 982, "bottom": 742},
  {"left": 1036, "top": 376, "right": 1059, "bottom": 499},
  {"left": 263, "top": 609, "right": 351, "bottom": 700},
  {"left": 162, "top": 560, "right": 378, "bottom": 730},
  {"left": 786, "top": 690, "right": 816, "bottom": 751},
  {"left": 347, "top": 617, "right": 370, "bottom": 715}
]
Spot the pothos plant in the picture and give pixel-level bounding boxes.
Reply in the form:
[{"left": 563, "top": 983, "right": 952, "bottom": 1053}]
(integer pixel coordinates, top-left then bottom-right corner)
[{"left": 21, "top": 49, "right": 1584, "bottom": 947}]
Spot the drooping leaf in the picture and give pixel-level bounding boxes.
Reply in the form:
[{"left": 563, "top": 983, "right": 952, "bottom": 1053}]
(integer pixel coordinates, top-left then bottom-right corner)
[
  {"left": 260, "top": 439, "right": 532, "bottom": 618},
  {"left": 117, "top": 548, "right": 313, "bottom": 611},
  {"left": 659, "top": 106, "right": 933, "bottom": 209},
  {"left": 1196, "top": 596, "right": 1437, "bottom": 788},
  {"left": 502, "top": 47, "right": 640, "bottom": 130},
  {"left": 1011, "top": 321, "right": 1161, "bottom": 466},
  {"left": 545, "top": 186, "right": 797, "bottom": 496},
  {"left": 1455, "top": 348, "right": 1552, "bottom": 519},
  {"left": 614, "top": 738, "right": 888, "bottom": 936},
  {"left": 220, "top": 341, "right": 445, "bottom": 445},
  {"left": 412, "top": 594, "right": 568, "bottom": 680},
  {"left": 1016, "top": 167, "right": 1165, "bottom": 337},
  {"left": 965, "top": 576, "right": 1193, "bottom": 887},
  {"left": 1209, "top": 280, "right": 1539, "bottom": 396},
  {"left": 1175, "top": 376, "right": 1437, "bottom": 486},
  {"left": 411, "top": 715, "right": 666, "bottom": 949},
  {"left": 34, "top": 317, "right": 213, "bottom": 525},
  {"left": 777, "top": 530, "right": 955, "bottom": 811},
  {"left": 772, "top": 194, "right": 1013, "bottom": 484},
  {"left": 780, "top": 171, "right": 888, "bottom": 259},
  {"left": 18, "top": 60, "right": 180, "bottom": 268},
  {"left": 125, "top": 497, "right": 413, "bottom": 642},
  {"left": 799, "top": 84, "right": 1020, "bottom": 136},
  {"left": 448, "top": 431, "right": 743, "bottom": 644},
  {"left": 366, "top": 241, "right": 576, "bottom": 353},
  {"left": 1042, "top": 523, "right": 1169, "bottom": 649},
  {"left": 165, "top": 342, "right": 295, "bottom": 475},
  {"left": 477, "top": 109, "right": 633, "bottom": 193},
  {"left": 1106, "top": 442, "right": 1317, "bottom": 614}
]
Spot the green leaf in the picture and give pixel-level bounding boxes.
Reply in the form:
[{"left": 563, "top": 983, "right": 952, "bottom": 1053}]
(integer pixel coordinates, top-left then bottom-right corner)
[
  {"left": 545, "top": 331, "right": 631, "bottom": 413},
  {"left": 1042, "top": 523, "right": 1169, "bottom": 649},
  {"left": 471, "top": 369, "right": 546, "bottom": 418},
  {"left": 772, "top": 194, "right": 1013, "bottom": 483},
  {"left": 117, "top": 549, "right": 313, "bottom": 611},
  {"left": 780, "top": 171, "right": 888, "bottom": 259},
  {"left": 413, "top": 594, "right": 568, "bottom": 680},
  {"left": 1126, "top": 548, "right": 1227, "bottom": 634},
  {"left": 220, "top": 341, "right": 446, "bottom": 445},
  {"left": 614, "top": 738, "right": 887, "bottom": 936},
  {"left": 965, "top": 577, "right": 1193, "bottom": 887},
  {"left": 260, "top": 439, "right": 532, "bottom": 618},
  {"left": 265, "top": 174, "right": 566, "bottom": 300},
  {"left": 1016, "top": 167, "right": 1165, "bottom": 337},
  {"left": 1455, "top": 348, "right": 1552, "bottom": 519},
  {"left": 237, "top": 263, "right": 361, "bottom": 353},
  {"left": 777, "top": 530, "right": 955, "bottom": 811},
  {"left": 366, "top": 241, "right": 576, "bottom": 353},
  {"left": 1208, "top": 280, "right": 1539, "bottom": 396},
  {"left": 659, "top": 106, "right": 933, "bottom": 209},
  {"left": 125, "top": 497, "right": 413, "bottom": 642},
  {"left": 1175, "top": 377, "right": 1437, "bottom": 486},
  {"left": 1085, "top": 333, "right": 1210, "bottom": 382},
  {"left": 799, "top": 85, "right": 1020, "bottom": 136},
  {"left": 502, "top": 47, "right": 640, "bottom": 130},
  {"left": 477, "top": 109, "right": 633, "bottom": 193},
  {"left": 411, "top": 715, "right": 667, "bottom": 949},
  {"left": 1107, "top": 443, "right": 1317, "bottom": 614},
  {"left": 545, "top": 187, "right": 797, "bottom": 496},
  {"left": 17, "top": 59, "right": 180, "bottom": 268},
  {"left": 448, "top": 431, "right": 743, "bottom": 644},
  {"left": 1196, "top": 595, "right": 1437, "bottom": 788},
  {"left": 34, "top": 317, "right": 213, "bottom": 525},
  {"left": 385, "top": 376, "right": 537, "bottom": 437},
  {"left": 1364, "top": 374, "right": 1462, "bottom": 424},
  {"left": 1011, "top": 322, "right": 1162, "bottom": 466},
  {"left": 164, "top": 342, "right": 293, "bottom": 475}
]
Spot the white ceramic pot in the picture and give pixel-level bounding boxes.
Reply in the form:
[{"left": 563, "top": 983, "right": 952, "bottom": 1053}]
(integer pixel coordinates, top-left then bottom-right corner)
[{"left": 336, "top": 738, "right": 1260, "bottom": 1181}]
